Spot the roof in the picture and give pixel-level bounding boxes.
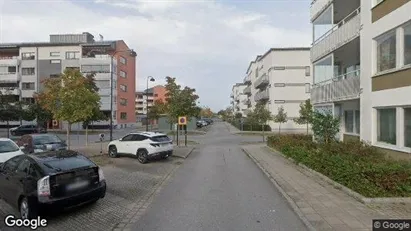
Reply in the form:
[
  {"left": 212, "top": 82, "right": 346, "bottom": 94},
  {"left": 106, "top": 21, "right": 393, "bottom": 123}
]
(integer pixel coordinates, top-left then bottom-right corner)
[
  {"left": 0, "top": 40, "right": 117, "bottom": 49},
  {"left": 130, "top": 131, "right": 166, "bottom": 137},
  {"left": 258, "top": 47, "right": 311, "bottom": 62},
  {"left": 245, "top": 55, "right": 262, "bottom": 74}
]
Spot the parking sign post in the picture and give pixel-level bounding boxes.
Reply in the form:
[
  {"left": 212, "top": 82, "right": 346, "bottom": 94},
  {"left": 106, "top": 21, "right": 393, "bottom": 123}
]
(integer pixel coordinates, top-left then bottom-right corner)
[{"left": 178, "top": 116, "right": 187, "bottom": 147}]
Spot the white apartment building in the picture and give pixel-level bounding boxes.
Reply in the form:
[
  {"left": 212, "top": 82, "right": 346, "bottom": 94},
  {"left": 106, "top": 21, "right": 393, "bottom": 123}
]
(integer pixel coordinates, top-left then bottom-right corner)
[
  {"left": 230, "top": 83, "right": 249, "bottom": 117},
  {"left": 310, "top": 0, "right": 411, "bottom": 159},
  {"left": 361, "top": 0, "right": 411, "bottom": 159},
  {"left": 241, "top": 48, "right": 312, "bottom": 131}
]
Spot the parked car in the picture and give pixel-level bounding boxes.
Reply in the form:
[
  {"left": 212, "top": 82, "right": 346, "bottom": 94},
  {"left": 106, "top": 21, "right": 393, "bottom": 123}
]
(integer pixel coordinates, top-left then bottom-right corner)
[
  {"left": 16, "top": 134, "right": 67, "bottom": 154},
  {"left": 107, "top": 132, "right": 173, "bottom": 164},
  {"left": 196, "top": 120, "right": 205, "bottom": 128},
  {"left": 203, "top": 118, "right": 213, "bottom": 125},
  {"left": 0, "top": 150, "right": 106, "bottom": 219},
  {"left": 10, "top": 125, "right": 46, "bottom": 136},
  {"left": 0, "top": 138, "right": 24, "bottom": 163}
]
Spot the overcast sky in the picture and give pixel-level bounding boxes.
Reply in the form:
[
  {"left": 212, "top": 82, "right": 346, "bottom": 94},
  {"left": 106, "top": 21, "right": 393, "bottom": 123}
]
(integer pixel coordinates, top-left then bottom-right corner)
[{"left": 0, "top": 0, "right": 311, "bottom": 112}]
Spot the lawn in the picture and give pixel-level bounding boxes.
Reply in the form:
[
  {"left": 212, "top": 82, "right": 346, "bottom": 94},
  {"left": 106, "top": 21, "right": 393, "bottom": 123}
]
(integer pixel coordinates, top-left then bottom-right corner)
[{"left": 267, "top": 134, "right": 411, "bottom": 198}]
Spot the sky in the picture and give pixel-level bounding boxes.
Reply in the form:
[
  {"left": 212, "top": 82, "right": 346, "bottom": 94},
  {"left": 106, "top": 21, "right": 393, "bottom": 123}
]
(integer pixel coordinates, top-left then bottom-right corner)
[{"left": 0, "top": 0, "right": 312, "bottom": 112}]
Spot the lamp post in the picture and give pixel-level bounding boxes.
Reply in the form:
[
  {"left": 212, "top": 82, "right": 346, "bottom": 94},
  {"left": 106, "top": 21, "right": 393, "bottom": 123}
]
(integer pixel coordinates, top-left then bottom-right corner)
[
  {"left": 88, "top": 49, "right": 137, "bottom": 141},
  {"left": 146, "top": 76, "right": 155, "bottom": 131}
]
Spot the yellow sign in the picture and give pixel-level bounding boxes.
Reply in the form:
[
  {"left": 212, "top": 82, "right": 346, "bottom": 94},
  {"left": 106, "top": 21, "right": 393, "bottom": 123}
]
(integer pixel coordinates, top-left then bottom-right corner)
[{"left": 178, "top": 116, "right": 187, "bottom": 125}]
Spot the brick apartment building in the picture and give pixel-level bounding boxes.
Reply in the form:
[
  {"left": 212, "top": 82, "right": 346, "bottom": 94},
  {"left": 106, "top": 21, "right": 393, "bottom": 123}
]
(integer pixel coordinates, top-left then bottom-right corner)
[
  {"left": 135, "top": 85, "right": 167, "bottom": 124},
  {"left": 0, "top": 32, "right": 137, "bottom": 129}
]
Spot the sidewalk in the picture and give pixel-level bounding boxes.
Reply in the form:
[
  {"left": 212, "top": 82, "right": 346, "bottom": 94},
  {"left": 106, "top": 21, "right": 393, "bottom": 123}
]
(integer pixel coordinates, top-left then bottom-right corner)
[
  {"left": 242, "top": 144, "right": 411, "bottom": 231},
  {"left": 224, "top": 122, "right": 240, "bottom": 134}
]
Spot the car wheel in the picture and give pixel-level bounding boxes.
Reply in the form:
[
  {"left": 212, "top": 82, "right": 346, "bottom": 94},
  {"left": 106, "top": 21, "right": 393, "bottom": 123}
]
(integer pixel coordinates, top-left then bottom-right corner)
[
  {"left": 20, "top": 197, "right": 37, "bottom": 219},
  {"left": 108, "top": 146, "right": 118, "bottom": 158},
  {"left": 137, "top": 149, "right": 148, "bottom": 164}
]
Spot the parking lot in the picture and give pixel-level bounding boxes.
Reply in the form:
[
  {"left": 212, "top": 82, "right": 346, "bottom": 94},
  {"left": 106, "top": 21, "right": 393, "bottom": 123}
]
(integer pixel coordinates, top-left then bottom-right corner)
[{"left": 0, "top": 153, "right": 188, "bottom": 231}]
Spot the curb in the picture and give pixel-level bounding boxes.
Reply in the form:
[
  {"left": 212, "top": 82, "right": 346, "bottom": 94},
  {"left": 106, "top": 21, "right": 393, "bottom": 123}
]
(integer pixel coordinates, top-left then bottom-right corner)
[
  {"left": 241, "top": 147, "right": 317, "bottom": 231},
  {"left": 265, "top": 146, "right": 411, "bottom": 205},
  {"left": 172, "top": 147, "right": 195, "bottom": 159}
]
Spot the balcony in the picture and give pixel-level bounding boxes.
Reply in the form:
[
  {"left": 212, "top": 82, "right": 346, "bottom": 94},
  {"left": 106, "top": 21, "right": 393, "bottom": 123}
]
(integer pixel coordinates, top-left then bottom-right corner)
[
  {"left": 242, "top": 98, "right": 251, "bottom": 105},
  {"left": 243, "top": 75, "right": 251, "bottom": 84},
  {"left": 311, "top": 7, "right": 361, "bottom": 62},
  {"left": 0, "top": 56, "right": 20, "bottom": 66},
  {"left": 254, "top": 89, "right": 269, "bottom": 102},
  {"left": 243, "top": 86, "right": 251, "bottom": 95},
  {"left": 311, "top": 70, "right": 360, "bottom": 104},
  {"left": 0, "top": 72, "right": 21, "bottom": 82},
  {"left": 0, "top": 88, "right": 20, "bottom": 95},
  {"left": 254, "top": 74, "right": 269, "bottom": 89},
  {"left": 310, "top": 0, "right": 332, "bottom": 22},
  {"left": 81, "top": 55, "right": 116, "bottom": 65}
]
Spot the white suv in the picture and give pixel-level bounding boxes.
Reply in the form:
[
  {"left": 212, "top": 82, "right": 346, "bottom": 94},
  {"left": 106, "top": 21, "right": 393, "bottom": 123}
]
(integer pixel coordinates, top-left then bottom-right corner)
[{"left": 107, "top": 132, "right": 173, "bottom": 164}]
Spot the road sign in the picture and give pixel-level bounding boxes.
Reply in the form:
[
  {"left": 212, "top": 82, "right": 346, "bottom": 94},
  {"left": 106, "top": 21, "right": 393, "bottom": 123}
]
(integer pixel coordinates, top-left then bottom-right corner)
[{"left": 178, "top": 116, "right": 187, "bottom": 125}]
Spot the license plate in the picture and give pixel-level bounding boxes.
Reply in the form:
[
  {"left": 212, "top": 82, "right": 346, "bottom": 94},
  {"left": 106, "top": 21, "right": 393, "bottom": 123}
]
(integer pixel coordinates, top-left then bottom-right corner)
[{"left": 66, "top": 180, "right": 89, "bottom": 191}]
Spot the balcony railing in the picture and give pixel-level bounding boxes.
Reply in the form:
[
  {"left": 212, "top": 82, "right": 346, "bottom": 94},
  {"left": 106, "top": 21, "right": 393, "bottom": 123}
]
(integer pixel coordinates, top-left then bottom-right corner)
[
  {"left": 311, "top": 69, "right": 361, "bottom": 104},
  {"left": 254, "top": 74, "right": 269, "bottom": 89},
  {"left": 254, "top": 89, "right": 269, "bottom": 102},
  {"left": 0, "top": 56, "right": 20, "bottom": 66},
  {"left": 0, "top": 72, "right": 21, "bottom": 82},
  {"left": 311, "top": 7, "right": 361, "bottom": 62},
  {"left": 310, "top": 0, "right": 332, "bottom": 21},
  {"left": 243, "top": 75, "right": 251, "bottom": 84},
  {"left": 0, "top": 87, "right": 20, "bottom": 95},
  {"left": 243, "top": 86, "right": 251, "bottom": 95}
]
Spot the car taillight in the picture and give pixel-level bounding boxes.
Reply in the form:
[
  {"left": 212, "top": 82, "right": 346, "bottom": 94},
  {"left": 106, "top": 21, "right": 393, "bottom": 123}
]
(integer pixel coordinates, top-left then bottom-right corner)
[
  {"left": 37, "top": 176, "right": 50, "bottom": 197},
  {"left": 150, "top": 143, "right": 160, "bottom": 147},
  {"left": 98, "top": 168, "right": 105, "bottom": 182}
]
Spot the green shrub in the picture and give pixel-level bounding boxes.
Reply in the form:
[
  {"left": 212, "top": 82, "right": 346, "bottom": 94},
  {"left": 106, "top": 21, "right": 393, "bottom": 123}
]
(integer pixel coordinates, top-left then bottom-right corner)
[
  {"left": 230, "top": 120, "right": 271, "bottom": 131},
  {"left": 267, "top": 134, "right": 411, "bottom": 197}
]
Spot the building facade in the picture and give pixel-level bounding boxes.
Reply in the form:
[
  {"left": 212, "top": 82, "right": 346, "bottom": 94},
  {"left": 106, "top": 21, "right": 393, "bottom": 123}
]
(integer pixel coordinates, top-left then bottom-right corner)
[
  {"left": 230, "top": 83, "right": 249, "bottom": 117},
  {"left": 242, "top": 48, "right": 312, "bottom": 131},
  {"left": 0, "top": 32, "right": 137, "bottom": 129},
  {"left": 135, "top": 85, "right": 167, "bottom": 125}
]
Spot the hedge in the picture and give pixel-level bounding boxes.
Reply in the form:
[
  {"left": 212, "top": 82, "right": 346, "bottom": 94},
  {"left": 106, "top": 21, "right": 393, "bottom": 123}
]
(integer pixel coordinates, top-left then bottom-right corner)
[
  {"left": 230, "top": 120, "right": 271, "bottom": 131},
  {"left": 267, "top": 134, "right": 411, "bottom": 198}
]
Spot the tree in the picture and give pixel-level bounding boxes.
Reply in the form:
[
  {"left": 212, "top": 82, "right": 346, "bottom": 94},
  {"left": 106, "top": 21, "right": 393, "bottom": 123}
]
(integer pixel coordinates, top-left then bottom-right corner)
[
  {"left": 148, "top": 99, "right": 167, "bottom": 122},
  {"left": 273, "top": 106, "right": 287, "bottom": 134},
  {"left": 0, "top": 91, "right": 21, "bottom": 138},
  {"left": 250, "top": 102, "right": 273, "bottom": 141},
  {"left": 235, "top": 112, "right": 243, "bottom": 119},
  {"left": 294, "top": 99, "right": 313, "bottom": 134},
  {"left": 200, "top": 107, "right": 214, "bottom": 118},
  {"left": 36, "top": 68, "right": 101, "bottom": 149},
  {"left": 311, "top": 110, "right": 340, "bottom": 143},
  {"left": 23, "top": 102, "right": 53, "bottom": 129}
]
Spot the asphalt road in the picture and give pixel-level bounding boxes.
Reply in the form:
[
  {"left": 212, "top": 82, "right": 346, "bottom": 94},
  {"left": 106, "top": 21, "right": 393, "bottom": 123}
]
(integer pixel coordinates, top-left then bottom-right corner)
[{"left": 133, "top": 122, "right": 308, "bottom": 231}]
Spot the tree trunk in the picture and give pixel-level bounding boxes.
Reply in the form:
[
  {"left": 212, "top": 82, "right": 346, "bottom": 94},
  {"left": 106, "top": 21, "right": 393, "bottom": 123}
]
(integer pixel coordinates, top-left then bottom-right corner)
[
  {"left": 6, "top": 121, "right": 9, "bottom": 138},
  {"left": 306, "top": 123, "right": 309, "bottom": 135},
  {"left": 66, "top": 123, "right": 71, "bottom": 150},
  {"left": 262, "top": 124, "right": 265, "bottom": 142},
  {"left": 85, "top": 126, "right": 89, "bottom": 147},
  {"left": 279, "top": 123, "right": 281, "bottom": 135}
]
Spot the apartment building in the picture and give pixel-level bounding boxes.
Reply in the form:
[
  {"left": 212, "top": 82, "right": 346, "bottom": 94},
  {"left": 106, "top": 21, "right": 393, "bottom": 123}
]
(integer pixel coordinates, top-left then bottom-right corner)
[
  {"left": 230, "top": 83, "right": 249, "bottom": 117},
  {"left": 243, "top": 48, "right": 312, "bottom": 131},
  {"left": 310, "top": 0, "right": 361, "bottom": 141},
  {"left": 310, "top": 0, "right": 411, "bottom": 158},
  {"left": 361, "top": 0, "right": 411, "bottom": 158},
  {"left": 136, "top": 85, "right": 167, "bottom": 124},
  {"left": 0, "top": 32, "right": 137, "bottom": 129}
]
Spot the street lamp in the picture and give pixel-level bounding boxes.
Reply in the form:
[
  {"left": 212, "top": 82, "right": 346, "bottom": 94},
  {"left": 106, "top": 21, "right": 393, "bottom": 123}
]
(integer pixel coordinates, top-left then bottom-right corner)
[
  {"left": 146, "top": 76, "right": 155, "bottom": 131},
  {"left": 87, "top": 49, "right": 137, "bottom": 141}
]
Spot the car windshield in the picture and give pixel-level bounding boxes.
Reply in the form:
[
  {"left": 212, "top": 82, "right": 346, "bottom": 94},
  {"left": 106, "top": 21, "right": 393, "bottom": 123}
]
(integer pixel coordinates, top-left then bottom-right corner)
[
  {"left": 150, "top": 135, "right": 170, "bottom": 142},
  {"left": 0, "top": 140, "right": 20, "bottom": 153},
  {"left": 42, "top": 155, "right": 94, "bottom": 172},
  {"left": 33, "top": 135, "right": 62, "bottom": 145}
]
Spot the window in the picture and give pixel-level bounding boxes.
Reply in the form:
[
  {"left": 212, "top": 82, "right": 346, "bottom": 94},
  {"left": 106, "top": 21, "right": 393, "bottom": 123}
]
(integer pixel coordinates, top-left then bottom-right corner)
[
  {"left": 50, "top": 59, "right": 61, "bottom": 64},
  {"left": 81, "top": 64, "right": 110, "bottom": 73},
  {"left": 404, "top": 24, "right": 411, "bottom": 66},
  {"left": 120, "top": 98, "right": 127, "bottom": 106},
  {"left": 377, "top": 108, "right": 396, "bottom": 145},
  {"left": 95, "top": 80, "right": 110, "bottom": 88},
  {"left": 50, "top": 52, "right": 60, "bottom": 57},
  {"left": 50, "top": 74, "right": 60, "bottom": 78},
  {"left": 66, "top": 67, "right": 79, "bottom": 71},
  {"left": 21, "top": 52, "right": 35, "bottom": 60},
  {"left": 120, "top": 84, "right": 127, "bottom": 92},
  {"left": 355, "top": 110, "right": 360, "bottom": 134},
  {"left": 405, "top": 108, "right": 411, "bottom": 148},
  {"left": 344, "top": 111, "right": 354, "bottom": 133},
  {"left": 305, "top": 66, "right": 311, "bottom": 76},
  {"left": 376, "top": 32, "right": 396, "bottom": 72},
  {"left": 65, "top": 51, "right": 80, "bottom": 60},
  {"left": 22, "top": 82, "right": 35, "bottom": 90},
  {"left": 120, "top": 112, "right": 127, "bottom": 120},
  {"left": 132, "top": 135, "right": 147, "bottom": 141},
  {"left": 154, "top": 94, "right": 158, "bottom": 97},
  {"left": 274, "top": 83, "right": 285, "bottom": 87},
  {"left": 273, "top": 66, "right": 285, "bottom": 70},
  {"left": 21, "top": 68, "right": 35, "bottom": 75},
  {"left": 0, "top": 140, "right": 20, "bottom": 154},
  {"left": 21, "top": 97, "right": 35, "bottom": 104},
  {"left": 120, "top": 71, "right": 127, "bottom": 78},
  {"left": 16, "top": 159, "right": 31, "bottom": 174},
  {"left": 305, "top": 83, "right": 311, "bottom": 93},
  {"left": 274, "top": 100, "right": 285, "bottom": 104},
  {"left": 2, "top": 156, "right": 24, "bottom": 172},
  {"left": 120, "top": 56, "right": 127, "bottom": 65}
]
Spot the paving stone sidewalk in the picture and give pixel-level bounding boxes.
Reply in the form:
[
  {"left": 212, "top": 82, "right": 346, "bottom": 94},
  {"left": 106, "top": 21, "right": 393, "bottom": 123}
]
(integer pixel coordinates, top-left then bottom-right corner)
[{"left": 242, "top": 144, "right": 411, "bottom": 231}]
